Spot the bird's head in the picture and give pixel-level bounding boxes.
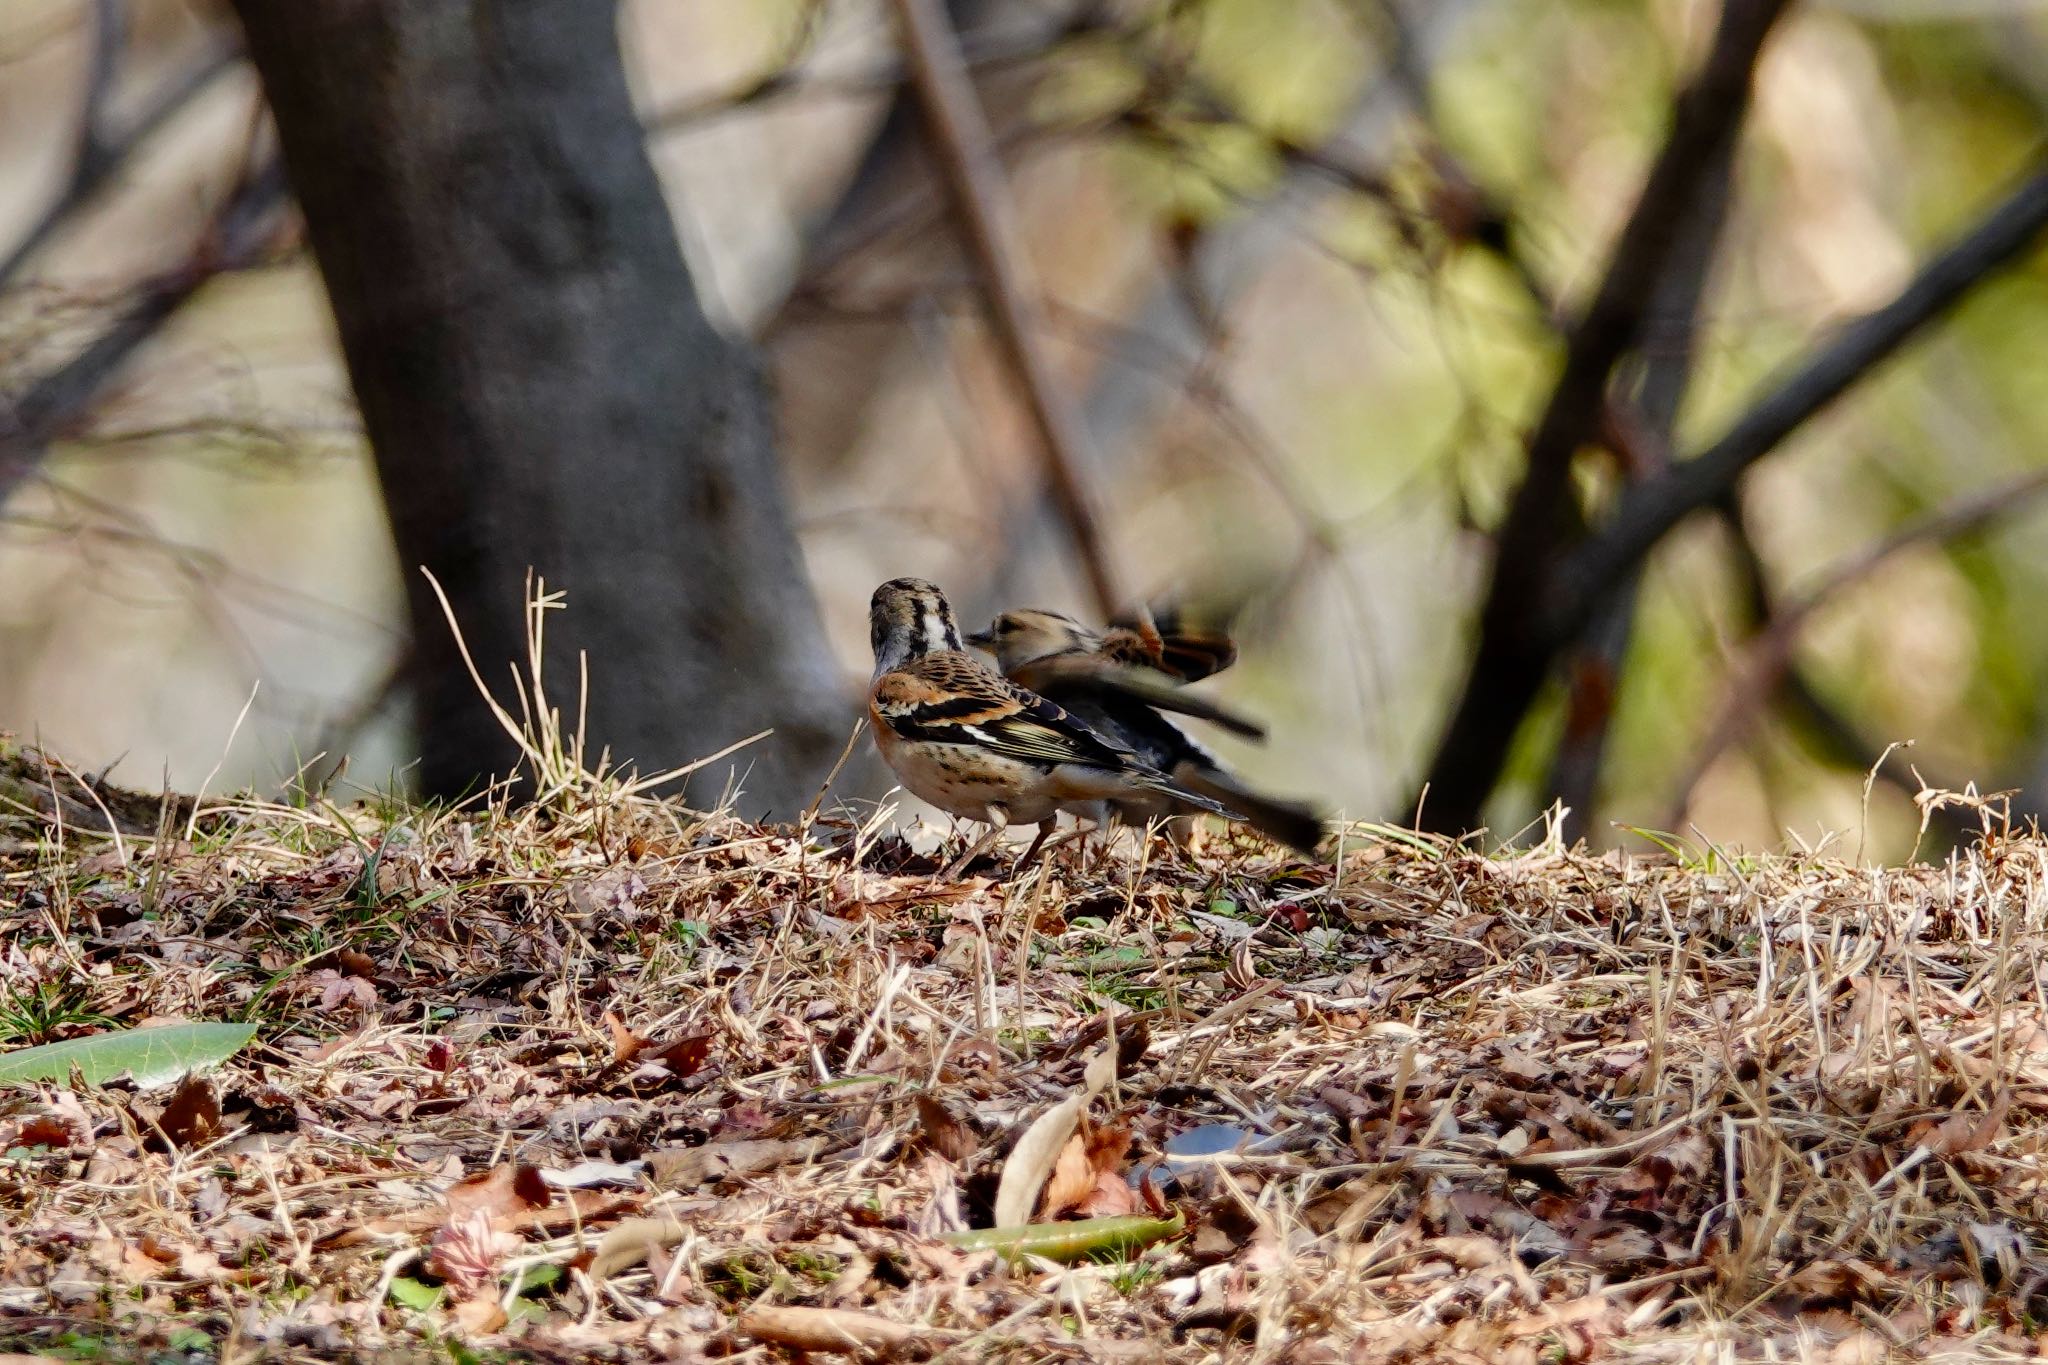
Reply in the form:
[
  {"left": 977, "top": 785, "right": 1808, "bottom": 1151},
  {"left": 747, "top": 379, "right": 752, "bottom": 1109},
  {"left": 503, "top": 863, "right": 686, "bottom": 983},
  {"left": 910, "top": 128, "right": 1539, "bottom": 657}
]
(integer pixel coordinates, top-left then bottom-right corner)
[
  {"left": 965, "top": 608, "right": 1094, "bottom": 673},
  {"left": 869, "top": 577, "right": 963, "bottom": 674}
]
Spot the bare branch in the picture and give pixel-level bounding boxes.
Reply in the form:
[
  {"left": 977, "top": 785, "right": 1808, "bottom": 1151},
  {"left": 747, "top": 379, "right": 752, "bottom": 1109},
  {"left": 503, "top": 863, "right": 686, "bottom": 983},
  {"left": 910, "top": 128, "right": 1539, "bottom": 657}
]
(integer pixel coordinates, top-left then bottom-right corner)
[
  {"left": 1549, "top": 160, "right": 2048, "bottom": 644},
  {"left": 642, "top": 7, "right": 1077, "bottom": 136},
  {"left": 76, "top": 1, "right": 124, "bottom": 174},
  {"left": 1416, "top": 0, "right": 1792, "bottom": 834},
  {"left": 0, "top": 157, "right": 289, "bottom": 508},
  {"left": 967, "top": 0, "right": 1487, "bottom": 619},
  {"left": 888, "top": 0, "right": 1124, "bottom": 617},
  {"left": 1545, "top": 130, "right": 1739, "bottom": 841},
  {"left": 0, "top": 17, "right": 240, "bottom": 290},
  {"left": 1667, "top": 468, "right": 2048, "bottom": 823},
  {"left": 1687, "top": 493, "right": 1974, "bottom": 841}
]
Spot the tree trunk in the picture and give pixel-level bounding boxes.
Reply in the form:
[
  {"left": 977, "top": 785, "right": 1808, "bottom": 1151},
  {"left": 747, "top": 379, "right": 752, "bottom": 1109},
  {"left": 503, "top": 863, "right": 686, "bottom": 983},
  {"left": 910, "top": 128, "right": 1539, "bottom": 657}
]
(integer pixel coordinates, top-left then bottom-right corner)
[{"left": 231, "top": 0, "right": 847, "bottom": 816}]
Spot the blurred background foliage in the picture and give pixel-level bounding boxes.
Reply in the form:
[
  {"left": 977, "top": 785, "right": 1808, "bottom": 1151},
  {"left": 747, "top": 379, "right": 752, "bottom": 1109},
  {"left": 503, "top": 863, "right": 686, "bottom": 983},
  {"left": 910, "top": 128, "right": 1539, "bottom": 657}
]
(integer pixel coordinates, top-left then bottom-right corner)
[{"left": 2, "top": 0, "right": 2046, "bottom": 856}]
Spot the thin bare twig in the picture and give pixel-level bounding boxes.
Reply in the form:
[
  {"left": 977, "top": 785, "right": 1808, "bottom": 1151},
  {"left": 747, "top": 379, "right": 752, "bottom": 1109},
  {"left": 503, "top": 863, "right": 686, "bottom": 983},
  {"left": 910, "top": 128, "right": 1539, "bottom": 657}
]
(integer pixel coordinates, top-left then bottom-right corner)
[
  {"left": 0, "top": 10, "right": 240, "bottom": 290},
  {"left": 1668, "top": 468, "right": 2048, "bottom": 823},
  {"left": 967, "top": 0, "right": 1485, "bottom": 621},
  {"left": 641, "top": 5, "right": 1077, "bottom": 136},
  {"left": 888, "top": 0, "right": 1123, "bottom": 617},
  {"left": 1549, "top": 159, "right": 2048, "bottom": 644},
  {"left": 1711, "top": 498, "right": 1976, "bottom": 841},
  {"left": 1416, "top": 0, "right": 1793, "bottom": 834},
  {"left": 0, "top": 155, "right": 289, "bottom": 509}
]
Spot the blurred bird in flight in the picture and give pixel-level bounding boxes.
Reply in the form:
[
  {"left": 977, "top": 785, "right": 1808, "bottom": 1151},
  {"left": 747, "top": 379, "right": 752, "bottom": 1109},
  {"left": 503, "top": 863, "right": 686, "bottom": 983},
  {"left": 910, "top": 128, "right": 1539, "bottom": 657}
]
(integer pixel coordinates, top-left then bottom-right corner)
[{"left": 968, "top": 603, "right": 1325, "bottom": 856}]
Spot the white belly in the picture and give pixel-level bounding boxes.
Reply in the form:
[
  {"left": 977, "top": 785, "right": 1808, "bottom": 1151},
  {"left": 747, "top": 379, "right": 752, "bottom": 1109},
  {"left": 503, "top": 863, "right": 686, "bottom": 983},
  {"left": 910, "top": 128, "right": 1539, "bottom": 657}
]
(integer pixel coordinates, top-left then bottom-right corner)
[{"left": 873, "top": 729, "right": 1065, "bottom": 826}]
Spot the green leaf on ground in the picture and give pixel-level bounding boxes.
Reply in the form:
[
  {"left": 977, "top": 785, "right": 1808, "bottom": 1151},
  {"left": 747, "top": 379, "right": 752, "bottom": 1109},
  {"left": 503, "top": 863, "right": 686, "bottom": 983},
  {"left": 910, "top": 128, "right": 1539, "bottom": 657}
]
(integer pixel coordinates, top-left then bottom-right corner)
[
  {"left": 388, "top": 1276, "right": 445, "bottom": 1312},
  {"left": 944, "top": 1212, "right": 1185, "bottom": 1262},
  {"left": 0, "top": 1021, "right": 259, "bottom": 1089}
]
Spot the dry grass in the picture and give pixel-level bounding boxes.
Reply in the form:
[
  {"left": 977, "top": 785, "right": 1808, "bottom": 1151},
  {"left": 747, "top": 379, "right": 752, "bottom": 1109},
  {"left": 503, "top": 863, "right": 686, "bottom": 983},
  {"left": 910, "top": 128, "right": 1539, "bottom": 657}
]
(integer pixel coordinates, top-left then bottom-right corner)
[{"left": 6, "top": 733, "right": 2048, "bottom": 1363}]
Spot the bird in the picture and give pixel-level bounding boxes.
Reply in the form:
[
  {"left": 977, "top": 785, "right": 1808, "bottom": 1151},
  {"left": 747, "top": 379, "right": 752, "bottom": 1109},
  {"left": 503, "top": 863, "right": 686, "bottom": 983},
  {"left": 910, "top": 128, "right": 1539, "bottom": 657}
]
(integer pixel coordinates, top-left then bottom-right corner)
[
  {"left": 991, "top": 599, "right": 1241, "bottom": 684},
  {"left": 966, "top": 606, "right": 1325, "bottom": 856},
  {"left": 964, "top": 606, "right": 1268, "bottom": 740},
  {"left": 866, "top": 578, "right": 1234, "bottom": 876}
]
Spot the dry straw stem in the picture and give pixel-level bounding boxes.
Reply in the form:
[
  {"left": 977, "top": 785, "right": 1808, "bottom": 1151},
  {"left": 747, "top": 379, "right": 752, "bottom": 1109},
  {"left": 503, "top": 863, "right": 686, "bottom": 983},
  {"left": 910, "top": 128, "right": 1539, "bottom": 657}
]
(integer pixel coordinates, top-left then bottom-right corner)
[
  {"left": 6, "top": 588, "right": 2048, "bottom": 1359},
  {"left": 418, "top": 566, "right": 768, "bottom": 813}
]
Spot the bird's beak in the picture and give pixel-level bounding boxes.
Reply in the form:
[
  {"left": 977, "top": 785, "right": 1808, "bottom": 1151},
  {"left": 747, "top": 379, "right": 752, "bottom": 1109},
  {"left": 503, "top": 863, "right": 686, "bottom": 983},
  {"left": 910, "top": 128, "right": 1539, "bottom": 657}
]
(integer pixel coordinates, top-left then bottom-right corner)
[{"left": 963, "top": 627, "right": 996, "bottom": 651}]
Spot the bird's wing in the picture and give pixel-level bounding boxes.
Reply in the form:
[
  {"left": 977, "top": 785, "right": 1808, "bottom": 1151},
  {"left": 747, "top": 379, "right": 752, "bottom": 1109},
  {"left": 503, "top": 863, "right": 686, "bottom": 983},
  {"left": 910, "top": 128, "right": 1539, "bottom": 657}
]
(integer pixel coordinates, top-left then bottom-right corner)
[
  {"left": 872, "top": 653, "right": 1138, "bottom": 771},
  {"left": 1104, "top": 603, "right": 1240, "bottom": 682},
  {"left": 1010, "top": 655, "right": 1268, "bottom": 741}
]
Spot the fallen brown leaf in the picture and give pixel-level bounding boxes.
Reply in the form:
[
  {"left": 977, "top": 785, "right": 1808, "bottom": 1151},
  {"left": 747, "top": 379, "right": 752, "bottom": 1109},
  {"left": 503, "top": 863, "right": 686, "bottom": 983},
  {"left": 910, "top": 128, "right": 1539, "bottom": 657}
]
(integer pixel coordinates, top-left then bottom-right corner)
[
  {"left": 5, "top": 1112, "right": 81, "bottom": 1151},
  {"left": 451, "top": 1296, "right": 508, "bottom": 1335},
  {"left": 446, "top": 1162, "right": 551, "bottom": 1221},
  {"left": 1040, "top": 1133, "right": 1094, "bottom": 1220},
  {"left": 587, "top": 1217, "right": 687, "bottom": 1281},
  {"left": 1043, "top": 1119, "right": 1132, "bottom": 1219},
  {"left": 995, "top": 1093, "right": 1086, "bottom": 1228},
  {"left": 915, "top": 1092, "right": 979, "bottom": 1165},
  {"left": 1778, "top": 1257, "right": 1898, "bottom": 1309},
  {"left": 327, "top": 1162, "right": 578, "bottom": 1245},
  {"left": 313, "top": 968, "right": 378, "bottom": 1011},
  {"left": 638, "top": 1033, "right": 713, "bottom": 1079},
  {"left": 737, "top": 1305, "right": 947, "bottom": 1352},
  {"left": 151, "top": 1074, "right": 222, "bottom": 1151},
  {"left": 1914, "top": 1088, "right": 2012, "bottom": 1157},
  {"left": 603, "top": 1011, "right": 649, "bottom": 1065},
  {"left": 647, "top": 1136, "right": 825, "bottom": 1189},
  {"left": 1074, "top": 1168, "right": 1139, "bottom": 1218}
]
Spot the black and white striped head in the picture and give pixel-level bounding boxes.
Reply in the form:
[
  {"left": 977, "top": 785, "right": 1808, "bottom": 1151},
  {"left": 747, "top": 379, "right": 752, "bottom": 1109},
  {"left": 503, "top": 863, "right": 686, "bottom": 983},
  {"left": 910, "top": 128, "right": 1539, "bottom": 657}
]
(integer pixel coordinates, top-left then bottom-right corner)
[{"left": 869, "top": 577, "right": 964, "bottom": 674}]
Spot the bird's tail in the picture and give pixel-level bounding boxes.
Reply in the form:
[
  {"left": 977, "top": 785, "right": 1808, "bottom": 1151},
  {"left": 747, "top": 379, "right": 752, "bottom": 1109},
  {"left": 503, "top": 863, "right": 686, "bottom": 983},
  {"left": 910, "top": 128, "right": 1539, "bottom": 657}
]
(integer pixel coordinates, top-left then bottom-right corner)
[
  {"left": 1175, "top": 766, "right": 1325, "bottom": 856},
  {"left": 1134, "top": 767, "right": 1238, "bottom": 820}
]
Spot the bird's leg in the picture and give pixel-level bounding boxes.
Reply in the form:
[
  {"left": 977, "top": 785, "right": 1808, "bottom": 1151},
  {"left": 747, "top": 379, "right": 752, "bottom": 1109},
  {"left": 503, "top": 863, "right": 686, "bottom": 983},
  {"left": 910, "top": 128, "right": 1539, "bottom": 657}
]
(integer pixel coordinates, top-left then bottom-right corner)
[
  {"left": 938, "top": 808, "right": 1008, "bottom": 880},
  {"left": 1078, "top": 812, "right": 1112, "bottom": 875},
  {"left": 1161, "top": 814, "right": 1201, "bottom": 868},
  {"left": 1013, "top": 819, "right": 1057, "bottom": 876},
  {"left": 1082, "top": 804, "right": 1117, "bottom": 875},
  {"left": 1030, "top": 806, "right": 1105, "bottom": 873}
]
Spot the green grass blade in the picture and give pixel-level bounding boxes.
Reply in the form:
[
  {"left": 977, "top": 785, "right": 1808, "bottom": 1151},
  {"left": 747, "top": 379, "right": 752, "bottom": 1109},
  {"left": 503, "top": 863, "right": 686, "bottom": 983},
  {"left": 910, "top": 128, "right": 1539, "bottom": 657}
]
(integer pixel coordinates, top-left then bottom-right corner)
[{"left": 943, "top": 1212, "right": 1184, "bottom": 1262}]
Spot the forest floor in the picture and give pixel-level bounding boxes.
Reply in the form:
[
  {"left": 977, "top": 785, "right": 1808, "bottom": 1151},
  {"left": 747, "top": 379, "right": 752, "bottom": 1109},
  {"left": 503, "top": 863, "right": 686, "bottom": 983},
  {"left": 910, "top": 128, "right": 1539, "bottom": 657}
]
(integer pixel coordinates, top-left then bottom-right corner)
[{"left": 4, "top": 738, "right": 2048, "bottom": 1363}]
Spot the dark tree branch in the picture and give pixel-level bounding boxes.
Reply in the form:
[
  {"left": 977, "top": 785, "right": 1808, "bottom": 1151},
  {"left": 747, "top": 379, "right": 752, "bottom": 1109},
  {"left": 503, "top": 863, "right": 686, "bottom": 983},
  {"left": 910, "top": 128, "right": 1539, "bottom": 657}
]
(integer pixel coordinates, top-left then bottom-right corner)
[
  {"left": 889, "top": 0, "right": 1124, "bottom": 616},
  {"left": 0, "top": 157, "right": 289, "bottom": 509},
  {"left": 1545, "top": 131, "right": 1737, "bottom": 841},
  {"left": 76, "top": 0, "right": 124, "bottom": 176},
  {"left": 1548, "top": 161, "right": 2048, "bottom": 643},
  {"left": 1415, "top": 0, "right": 1792, "bottom": 834},
  {"left": 1667, "top": 468, "right": 2048, "bottom": 823},
  {"left": 1712, "top": 495, "right": 1977, "bottom": 843},
  {"left": 0, "top": 13, "right": 240, "bottom": 290}
]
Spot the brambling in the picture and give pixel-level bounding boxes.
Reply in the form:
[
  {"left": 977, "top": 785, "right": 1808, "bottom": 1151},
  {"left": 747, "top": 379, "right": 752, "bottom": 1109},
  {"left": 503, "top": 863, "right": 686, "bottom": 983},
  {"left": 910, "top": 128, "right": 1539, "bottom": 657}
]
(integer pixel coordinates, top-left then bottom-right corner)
[
  {"left": 967, "top": 607, "right": 1326, "bottom": 856},
  {"left": 964, "top": 607, "right": 1267, "bottom": 739},
  {"left": 867, "top": 578, "right": 1234, "bottom": 876}
]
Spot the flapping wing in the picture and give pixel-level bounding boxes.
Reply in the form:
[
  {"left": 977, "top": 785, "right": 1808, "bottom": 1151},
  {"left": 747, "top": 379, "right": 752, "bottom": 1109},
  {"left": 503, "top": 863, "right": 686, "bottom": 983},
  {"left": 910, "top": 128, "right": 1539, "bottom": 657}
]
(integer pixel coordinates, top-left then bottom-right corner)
[
  {"left": 1010, "top": 655, "right": 1267, "bottom": 741},
  {"left": 1105, "top": 603, "right": 1240, "bottom": 682}
]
